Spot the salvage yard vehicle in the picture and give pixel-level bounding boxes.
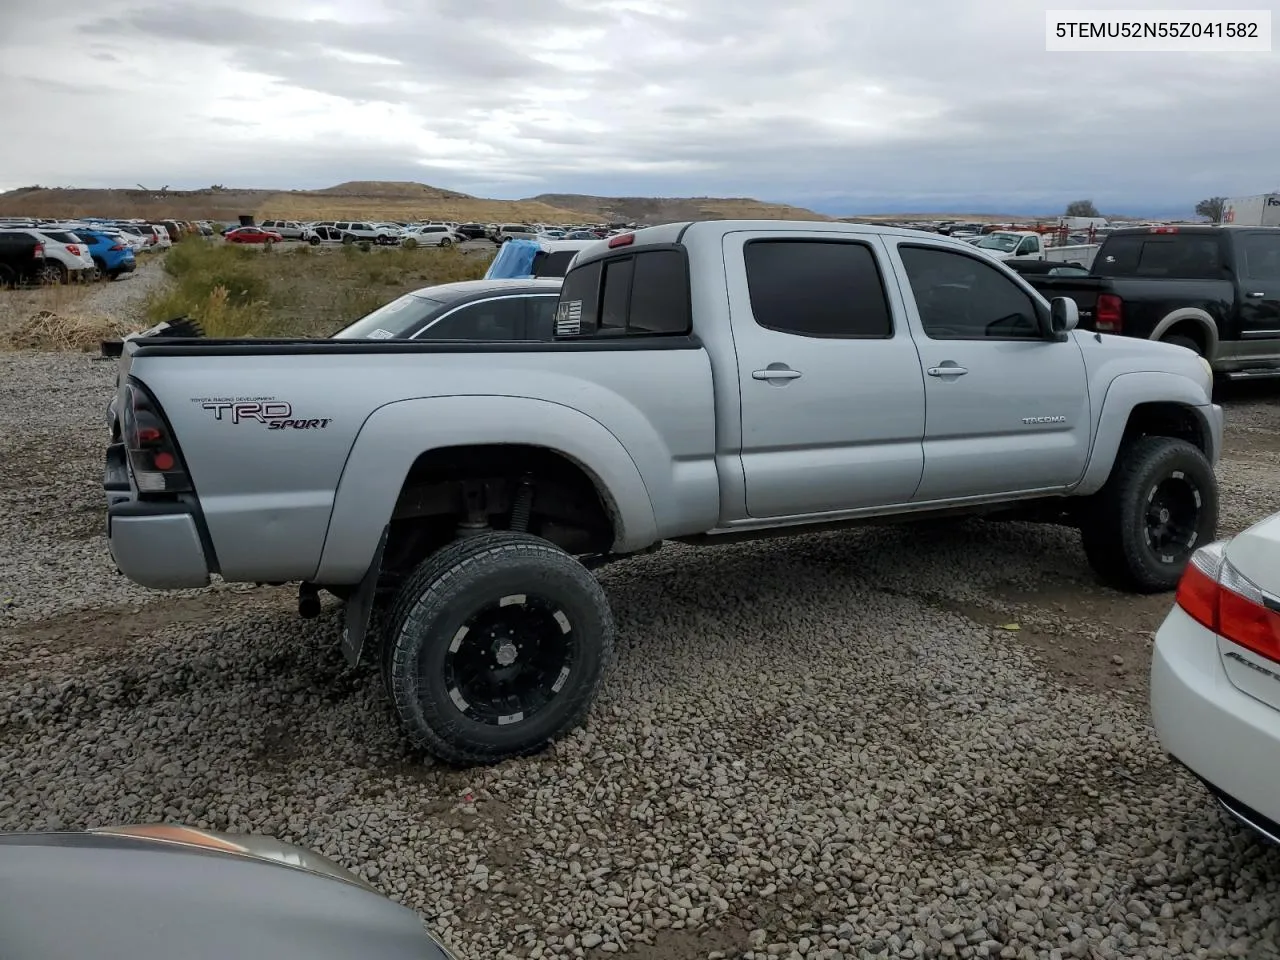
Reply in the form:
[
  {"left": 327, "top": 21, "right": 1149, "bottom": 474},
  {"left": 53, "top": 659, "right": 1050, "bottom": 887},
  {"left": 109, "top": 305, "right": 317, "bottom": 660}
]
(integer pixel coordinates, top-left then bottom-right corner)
[
  {"left": 1151, "top": 508, "right": 1280, "bottom": 844},
  {"left": 971, "top": 229, "right": 1100, "bottom": 269},
  {"left": 1021, "top": 225, "right": 1280, "bottom": 382},
  {"left": 0, "top": 231, "right": 48, "bottom": 286},
  {"left": 331, "top": 279, "right": 562, "bottom": 341},
  {"left": 0, "top": 825, "right": 460, "bottom": 960},
  {"left": 225, "top": 226, "right": 284, "bottom": 245},
  {"left": 103, "top": 220, "right": 1222, "bottom": 765}
]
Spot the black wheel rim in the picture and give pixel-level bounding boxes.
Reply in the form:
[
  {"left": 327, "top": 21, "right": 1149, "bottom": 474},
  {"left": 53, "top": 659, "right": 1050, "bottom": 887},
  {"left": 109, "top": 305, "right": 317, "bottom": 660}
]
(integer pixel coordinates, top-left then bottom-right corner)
[
  {"left": 436, "top": 593, "right": 576, "bottom": 726},
  {"left": 1144, "top": 472, "right": 1202, "bottom": 564}
]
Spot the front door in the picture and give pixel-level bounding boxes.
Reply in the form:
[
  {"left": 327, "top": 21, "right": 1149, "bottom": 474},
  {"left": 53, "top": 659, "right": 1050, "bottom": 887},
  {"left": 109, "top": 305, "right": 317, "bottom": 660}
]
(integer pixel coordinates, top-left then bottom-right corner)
[
  {"left": 889, "top": 241, "right": 1091, "bottom": 502},
  {"left": 724, "top": 232, "right": 926, "bottom": 519}
]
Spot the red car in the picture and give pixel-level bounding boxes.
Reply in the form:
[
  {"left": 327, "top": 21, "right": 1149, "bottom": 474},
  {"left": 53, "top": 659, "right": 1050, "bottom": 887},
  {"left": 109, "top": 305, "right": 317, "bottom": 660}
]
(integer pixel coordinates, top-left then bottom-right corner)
[{"left": 225, "top": 226, "right": 284, "bottom": 244}]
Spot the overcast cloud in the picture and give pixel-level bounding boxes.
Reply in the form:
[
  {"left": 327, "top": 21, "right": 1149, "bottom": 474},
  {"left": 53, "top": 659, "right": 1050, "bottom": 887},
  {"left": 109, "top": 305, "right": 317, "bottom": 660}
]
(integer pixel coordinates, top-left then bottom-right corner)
[{"left": 0, "top": 0, "right": 1275, "bottom": 214}]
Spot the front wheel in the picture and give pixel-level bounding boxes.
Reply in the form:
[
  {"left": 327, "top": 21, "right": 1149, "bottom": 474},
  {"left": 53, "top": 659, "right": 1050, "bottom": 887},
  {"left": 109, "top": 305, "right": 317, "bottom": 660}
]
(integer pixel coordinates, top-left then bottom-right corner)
[
  {"left": 383, "top": 532, "right": 614, "bottom": 765},
  {"left": 309, "top": 236, "right": 321, "bottom": 246},
  {"left": 1079, "top": 436, "right": 1218, "bottom": 592}
]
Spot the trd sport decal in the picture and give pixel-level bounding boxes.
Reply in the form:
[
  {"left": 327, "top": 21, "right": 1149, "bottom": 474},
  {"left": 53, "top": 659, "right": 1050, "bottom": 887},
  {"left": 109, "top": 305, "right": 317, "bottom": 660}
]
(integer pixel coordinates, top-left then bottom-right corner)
[{"left": 192, "top": 396, "right": 332, "bottom": 430}]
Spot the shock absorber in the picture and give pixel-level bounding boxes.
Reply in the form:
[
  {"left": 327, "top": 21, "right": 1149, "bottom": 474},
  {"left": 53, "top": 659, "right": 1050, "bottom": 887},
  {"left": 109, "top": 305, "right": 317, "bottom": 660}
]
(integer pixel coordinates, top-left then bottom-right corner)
[{"left": 509, "top": 474, "right": 535, "bottom": 532}]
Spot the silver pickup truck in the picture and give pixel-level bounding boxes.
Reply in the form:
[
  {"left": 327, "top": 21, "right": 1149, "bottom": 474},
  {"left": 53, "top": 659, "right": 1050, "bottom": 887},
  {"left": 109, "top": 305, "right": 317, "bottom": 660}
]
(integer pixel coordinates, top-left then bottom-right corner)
[{"left": 104, "top": 220, "right": 1223, "bottom": 765}]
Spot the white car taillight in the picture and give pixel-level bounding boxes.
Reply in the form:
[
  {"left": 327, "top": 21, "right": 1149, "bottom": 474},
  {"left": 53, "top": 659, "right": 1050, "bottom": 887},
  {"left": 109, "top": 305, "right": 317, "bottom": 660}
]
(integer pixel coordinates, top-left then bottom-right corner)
[{"left": 1176, "top": 542, "right": 1280, "bottom": 664}]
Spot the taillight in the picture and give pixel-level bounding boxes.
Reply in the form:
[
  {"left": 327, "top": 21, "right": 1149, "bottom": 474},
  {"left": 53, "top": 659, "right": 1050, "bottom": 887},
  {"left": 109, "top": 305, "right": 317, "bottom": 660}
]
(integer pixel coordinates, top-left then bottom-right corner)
[
  {"left": 109, "top": 243, "right": 125, "bottom": 251},
  {"left": 120, "top": 380, "right": 192, "bottom": 495},
  {"left": 1095, "top": 293, "right": 1123, "bottom": 333},
  {"left": 1176, "top": 542, "right": 1280, "bottom": 663},
  {"left": 66, "top": 244, "right": 81, "bottom": 256},
  {"left": 34, "top": 242, "right": 44, "bottom": 257},
  {"left": 1150, "top": 226, "right": 1179, "bottom": 234}
]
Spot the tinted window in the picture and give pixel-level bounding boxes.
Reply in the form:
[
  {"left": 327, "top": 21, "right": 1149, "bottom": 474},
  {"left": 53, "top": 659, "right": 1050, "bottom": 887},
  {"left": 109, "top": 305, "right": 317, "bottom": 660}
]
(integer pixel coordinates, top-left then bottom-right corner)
[
  {"left": 743, "top": 239, "right": 892, "bottom": 338},
  {"left": 899, "top": 245, "right": 1041, "bottom": 340},
  {"left": 330, "top": 293, "right": 447, "bottom": 339},
  {"left": 532, "top": 250, "right": 577, "bottom": 278},
  {"left": 43, "top": 231, "right": 81, "bottom": 243},
  {"left": 526, "top": 296, "right": 559, "bottom": 339},
  {"left": 599, "top": 257, "right": 634, "bottom": 332},
  {"left": 425, "top": 297, "right": 523, "bottom": 340},
  {"left": 1239, "top": 233, "right": 1280, "bottom": 280},
  {"left": 556, "top": 261, "right": 601, "bottom": 335},
  {"left": 1094, "top": 235, "right": 1223, "bottom": 280},
  {"left": 628, "top": 249, "right": 690, "bottom": 334}
]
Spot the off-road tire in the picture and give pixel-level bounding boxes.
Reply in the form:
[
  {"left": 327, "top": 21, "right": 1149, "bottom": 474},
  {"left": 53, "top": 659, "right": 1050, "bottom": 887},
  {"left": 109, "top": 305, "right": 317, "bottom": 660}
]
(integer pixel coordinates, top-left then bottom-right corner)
[
  {"left": 383, "top": 532, "right": 613, "bottom": 765},
  {"left": 1079, "top": 435, "right": 1218, "bottom": 593}
]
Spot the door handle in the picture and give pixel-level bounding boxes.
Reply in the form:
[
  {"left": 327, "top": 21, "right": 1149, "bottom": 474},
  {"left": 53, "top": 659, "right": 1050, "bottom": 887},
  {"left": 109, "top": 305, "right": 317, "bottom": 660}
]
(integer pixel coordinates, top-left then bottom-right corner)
[
  {"left": 927, "top": 364, "right": 969, "bottom": 378},
  {"left": 1246, "top": 291, "right": 1266, "bottom": 298},
  {"left": 752, "top": 367, "right": 802, "bottom": 381}
]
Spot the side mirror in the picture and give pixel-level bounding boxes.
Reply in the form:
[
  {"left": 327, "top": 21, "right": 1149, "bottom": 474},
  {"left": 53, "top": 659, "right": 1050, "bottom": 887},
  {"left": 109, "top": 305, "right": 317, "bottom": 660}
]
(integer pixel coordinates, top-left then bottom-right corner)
[{"left": 1050, "top": 297, "right": 1079, "bottom": 336}]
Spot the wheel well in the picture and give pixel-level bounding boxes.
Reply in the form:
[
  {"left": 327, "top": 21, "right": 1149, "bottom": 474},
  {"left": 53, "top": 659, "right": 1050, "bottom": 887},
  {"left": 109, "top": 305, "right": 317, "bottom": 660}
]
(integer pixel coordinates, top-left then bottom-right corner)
[
  {"left": 379, "top": 444, "right": 617, "bottom": 585},
  {"left": 1159, "top": 319, "right": 1208, "bottom": 355},
  {"left": 1121, "top": 402, "right": 1207, "bottom": 454}
]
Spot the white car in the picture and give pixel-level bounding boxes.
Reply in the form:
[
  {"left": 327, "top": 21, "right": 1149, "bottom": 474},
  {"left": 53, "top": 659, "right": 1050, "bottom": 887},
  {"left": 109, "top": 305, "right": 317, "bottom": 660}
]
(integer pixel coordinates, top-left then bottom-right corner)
[
  {"left": 10, "top": 228, "right": 92, "bottom": 282},
  {"left": 1151, "top": 509, "right": 1280, "bottom": 842},
  {"left": 406, "top": 225, "right": 461, "bottom": 247},
  {"left": 331, "top": 221, "right": 401, "bottom": 245}
]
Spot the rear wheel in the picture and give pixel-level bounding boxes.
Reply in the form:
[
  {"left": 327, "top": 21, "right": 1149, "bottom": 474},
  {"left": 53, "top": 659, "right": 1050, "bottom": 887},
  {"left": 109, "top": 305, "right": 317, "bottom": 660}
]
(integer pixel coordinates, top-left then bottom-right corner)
[
  {"left": 382, "top": 532, "right": 613, "bottom": 765},
  {"left": 440, "top": 236, "right": 453, "bottom": 247},
  {"left": 91, "top": 258, "right": 106, "bottom": 282},
  {"left": 1079, "top": 436, "right": 1218, "bottom": 592},
  {"left": 40, "top": 262, "right": 67, "bottom": 285}
]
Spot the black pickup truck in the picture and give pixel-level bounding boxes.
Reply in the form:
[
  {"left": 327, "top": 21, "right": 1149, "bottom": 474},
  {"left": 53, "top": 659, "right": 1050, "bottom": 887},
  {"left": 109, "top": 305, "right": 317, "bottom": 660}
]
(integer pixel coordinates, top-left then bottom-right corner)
[
  {"left": 0, "top": 230, "right": 49, "bottom": 287},
  {"left": 1019, "top": 225, "right": 1280, "bottom": 382}
]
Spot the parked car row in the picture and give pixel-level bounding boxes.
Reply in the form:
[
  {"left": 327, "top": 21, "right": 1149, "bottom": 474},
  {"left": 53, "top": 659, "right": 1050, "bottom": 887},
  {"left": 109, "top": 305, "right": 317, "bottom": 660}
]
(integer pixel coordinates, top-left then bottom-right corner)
[{"left": 0, "top": 220, "right": 141, "bottom": 285}]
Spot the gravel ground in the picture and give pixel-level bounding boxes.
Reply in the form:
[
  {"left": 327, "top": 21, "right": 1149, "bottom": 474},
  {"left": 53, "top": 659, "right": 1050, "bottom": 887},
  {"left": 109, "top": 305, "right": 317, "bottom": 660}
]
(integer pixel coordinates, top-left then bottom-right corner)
[{"left": 1, "top": 354, "right": 1278, "bottom": 960}]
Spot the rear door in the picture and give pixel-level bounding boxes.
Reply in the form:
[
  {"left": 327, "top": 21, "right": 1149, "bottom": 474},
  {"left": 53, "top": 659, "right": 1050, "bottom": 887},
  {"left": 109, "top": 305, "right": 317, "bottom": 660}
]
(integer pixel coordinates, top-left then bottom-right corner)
[
  {"left": 887, "top": 241, "right": 1090, "bottom": 501},
  {"left": 724, "top": 231, "right": 926, "bottom": 518},
  {"left": 1233, "top": 231, "right": 1280, "bottom": 359}
]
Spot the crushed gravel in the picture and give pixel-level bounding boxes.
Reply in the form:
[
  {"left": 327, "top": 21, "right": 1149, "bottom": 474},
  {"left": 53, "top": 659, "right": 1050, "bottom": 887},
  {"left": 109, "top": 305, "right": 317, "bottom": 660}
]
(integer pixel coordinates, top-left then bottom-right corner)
[{"left": 1, "top": 354, "right": 1278, "bottom": 960}]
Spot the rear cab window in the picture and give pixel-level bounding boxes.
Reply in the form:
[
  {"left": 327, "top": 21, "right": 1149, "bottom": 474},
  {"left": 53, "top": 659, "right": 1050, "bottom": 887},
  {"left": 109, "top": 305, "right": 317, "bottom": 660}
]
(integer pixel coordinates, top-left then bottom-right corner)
[
  {"left": 1094, "top": 232, "right": 1226, "bottom": 280},
  {"left": 555, "top": 247, "right": 691, "bottom": 337}
]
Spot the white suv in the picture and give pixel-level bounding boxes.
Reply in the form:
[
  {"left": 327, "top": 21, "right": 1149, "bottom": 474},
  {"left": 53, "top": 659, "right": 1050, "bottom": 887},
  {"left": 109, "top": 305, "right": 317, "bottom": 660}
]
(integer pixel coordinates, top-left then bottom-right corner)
[
  {"left": 332, "top": 221, "right": 401, "bottom": 245},
  {"left": 259, "top": 220, "right": 308, "bottom": 240},
  {"left": 11, "top": 228, "right": 92, "bottom": 283}
]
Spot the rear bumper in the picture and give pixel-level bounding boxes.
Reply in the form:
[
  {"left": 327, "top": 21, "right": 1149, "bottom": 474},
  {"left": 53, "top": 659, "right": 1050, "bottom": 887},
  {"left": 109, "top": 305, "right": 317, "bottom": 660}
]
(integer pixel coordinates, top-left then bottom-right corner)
[
  {"left": 104, "top": 444, "right": 211, "bottom": 589},
  {"left": 1150, "top": 605, "right": 1280, "bottom": 836}
]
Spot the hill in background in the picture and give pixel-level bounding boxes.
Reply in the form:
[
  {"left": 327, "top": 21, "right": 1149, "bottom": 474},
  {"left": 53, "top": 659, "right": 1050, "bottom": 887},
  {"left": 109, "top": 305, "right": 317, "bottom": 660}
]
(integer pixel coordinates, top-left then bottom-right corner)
[
  {"left": 527, "top": 193, "right": 830, "bottom": 223},
  {"left": 0, "top": 181, "right": 828, "bottom": 225}
]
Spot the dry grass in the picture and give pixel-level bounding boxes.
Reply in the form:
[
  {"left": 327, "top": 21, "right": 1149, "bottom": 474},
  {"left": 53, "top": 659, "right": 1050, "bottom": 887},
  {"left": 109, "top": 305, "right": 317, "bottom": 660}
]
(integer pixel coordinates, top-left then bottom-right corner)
[
  {"left": 6, "top": 310, "right": 131, "bottom": 351},
  {"left": 0, "top": 283, "right": 131, "bottom": 351},
  {"left": 145, "top": 237, "right": 492, "bottom": 338}
]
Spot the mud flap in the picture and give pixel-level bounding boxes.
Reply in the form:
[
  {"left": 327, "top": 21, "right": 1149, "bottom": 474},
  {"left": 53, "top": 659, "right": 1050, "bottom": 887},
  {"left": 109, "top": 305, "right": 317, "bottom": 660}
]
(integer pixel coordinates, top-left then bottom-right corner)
[{"left": 339, "top": 526, "right": 388, "bottom": 666}]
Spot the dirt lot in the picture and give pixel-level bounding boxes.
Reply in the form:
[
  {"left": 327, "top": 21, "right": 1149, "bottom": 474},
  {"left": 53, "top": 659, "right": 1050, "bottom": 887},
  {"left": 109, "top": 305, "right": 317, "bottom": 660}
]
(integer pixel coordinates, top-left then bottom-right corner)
[{"left": 0, "top": 353, "right": 1277, "bottom": 960}]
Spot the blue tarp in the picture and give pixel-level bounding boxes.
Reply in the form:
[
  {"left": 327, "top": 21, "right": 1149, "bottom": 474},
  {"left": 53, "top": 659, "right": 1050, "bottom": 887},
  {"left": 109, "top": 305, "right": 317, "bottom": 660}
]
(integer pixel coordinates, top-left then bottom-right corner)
[{"left": 484, "top": 239, "right": 541, "bottom": 280}]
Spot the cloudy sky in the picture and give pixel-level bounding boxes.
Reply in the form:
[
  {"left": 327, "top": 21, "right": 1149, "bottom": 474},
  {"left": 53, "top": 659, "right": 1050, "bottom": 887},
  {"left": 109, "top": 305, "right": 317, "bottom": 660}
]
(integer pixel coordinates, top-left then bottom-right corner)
[{"left": 0, "top": 0, "right": 1276, "bottom": 215}]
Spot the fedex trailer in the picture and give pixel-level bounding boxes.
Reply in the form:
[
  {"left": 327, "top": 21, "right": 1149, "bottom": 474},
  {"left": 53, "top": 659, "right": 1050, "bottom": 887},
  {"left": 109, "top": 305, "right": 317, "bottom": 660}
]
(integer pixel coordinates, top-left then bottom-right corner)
[{"left": 1221, "top": 193, "right": 1280, "bottom": 226}]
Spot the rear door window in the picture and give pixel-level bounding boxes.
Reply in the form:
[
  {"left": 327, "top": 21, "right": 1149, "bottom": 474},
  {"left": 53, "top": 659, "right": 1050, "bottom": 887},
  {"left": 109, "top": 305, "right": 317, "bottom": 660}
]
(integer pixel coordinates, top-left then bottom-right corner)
[
  {"left": 743, "top": 239, "right": 893, "bottom": 338},
  {"left": 1239, "top": 233, "right": 1280, "bottom": 280}
]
